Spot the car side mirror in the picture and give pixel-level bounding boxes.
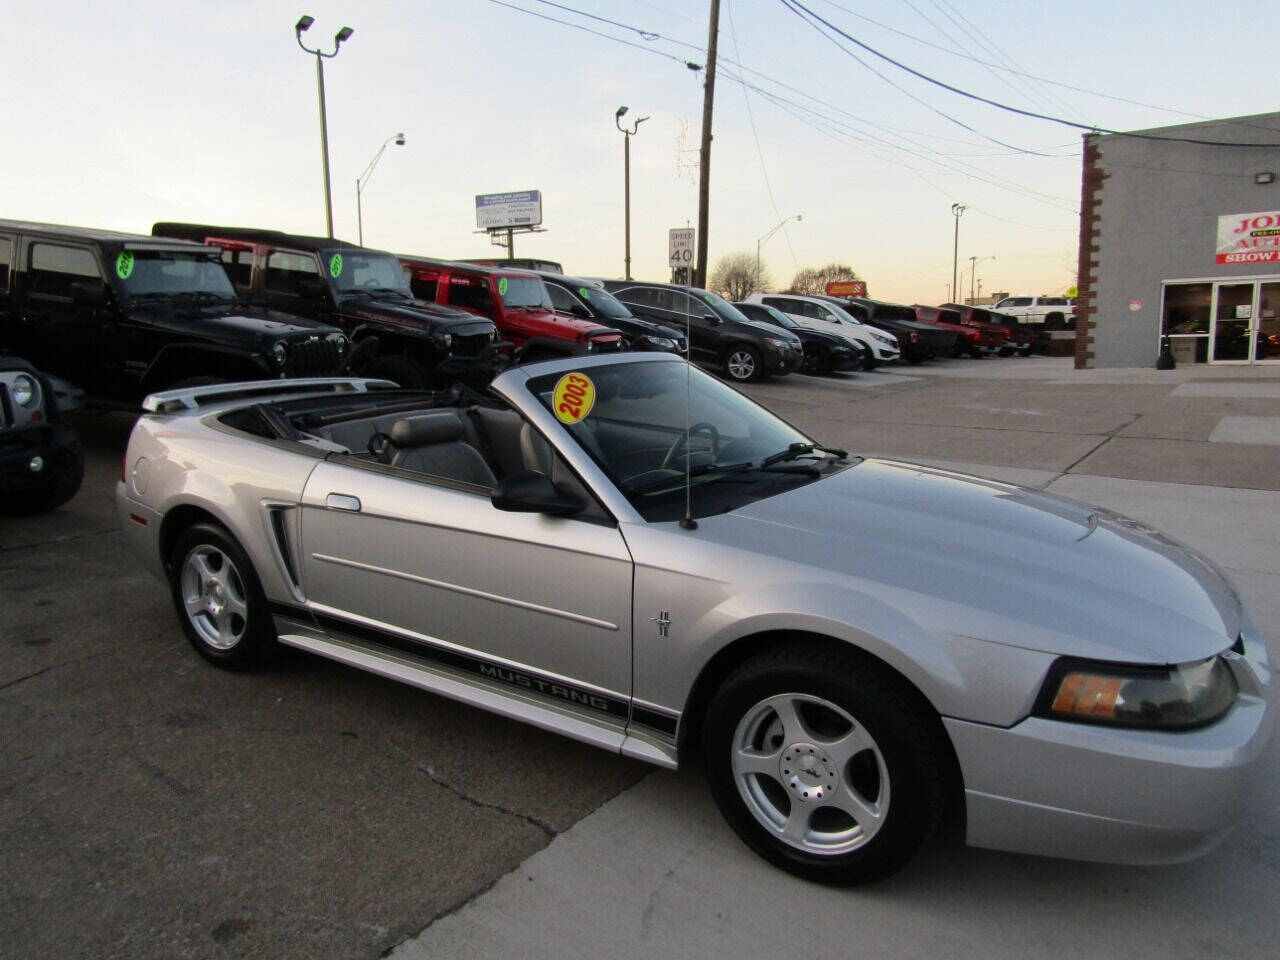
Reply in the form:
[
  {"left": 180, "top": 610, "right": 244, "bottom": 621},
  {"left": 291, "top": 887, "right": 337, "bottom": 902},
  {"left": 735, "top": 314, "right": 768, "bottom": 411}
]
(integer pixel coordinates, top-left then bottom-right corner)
[
  {"left": 71, "top": 281, "right": 107, "bottom": 306},
  {"left": 491, "top": 470, "right": 584, "bottom": 517},
  {"left": 297, "top": 277, "right": 326, "bottom": 300}
]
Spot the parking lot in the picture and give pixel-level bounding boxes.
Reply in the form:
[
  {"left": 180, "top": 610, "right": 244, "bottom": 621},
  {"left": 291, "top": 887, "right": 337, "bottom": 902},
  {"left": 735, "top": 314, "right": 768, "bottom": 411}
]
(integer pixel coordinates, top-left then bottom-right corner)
[{"left": 3, "top": 355, "right": 1279, "bottom": 959}]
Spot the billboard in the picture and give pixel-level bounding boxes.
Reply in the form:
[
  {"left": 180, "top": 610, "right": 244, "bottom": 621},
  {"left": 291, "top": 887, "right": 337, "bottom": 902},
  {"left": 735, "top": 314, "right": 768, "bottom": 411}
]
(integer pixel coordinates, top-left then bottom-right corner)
[
  {"left": 476, "top": 191, "right": 543, "bottom": 230},
  {"left": 825, "top": 280, "right": 867, "bottom": 298},
  {"left": 1217, "top": 211, "right": 1280, "bottom": 265}
]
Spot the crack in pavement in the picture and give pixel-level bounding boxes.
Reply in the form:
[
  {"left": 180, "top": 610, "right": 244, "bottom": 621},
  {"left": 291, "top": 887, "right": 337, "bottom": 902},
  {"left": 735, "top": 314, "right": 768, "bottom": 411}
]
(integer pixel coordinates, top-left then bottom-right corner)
[
  {"left": 382, "top": 740, "right": 557, "bottom": 839},
  {"left": 0, "top": 527, "right": 120, "bottom": 553}
]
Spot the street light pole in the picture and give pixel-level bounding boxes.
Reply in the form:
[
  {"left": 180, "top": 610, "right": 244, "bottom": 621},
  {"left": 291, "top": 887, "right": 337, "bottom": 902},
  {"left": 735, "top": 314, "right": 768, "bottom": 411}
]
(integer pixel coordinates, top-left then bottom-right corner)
[
  {"left": 615, "top": 106, "right": 648, "bottom": 281},
  {"left": 950, "top": 203, "right": 966, "bottom": 304},
  {"left": 296, "top": 15, "right": 354, "bottom": 239},
  {"left": 967, "top": 255, "right": 995, "bottom": 304},
  {"left": 756, "top": 214, "right": 801, "bottom": 291},
  {"left": 356, "top": 133, "right": 406, "bottom": 246}
]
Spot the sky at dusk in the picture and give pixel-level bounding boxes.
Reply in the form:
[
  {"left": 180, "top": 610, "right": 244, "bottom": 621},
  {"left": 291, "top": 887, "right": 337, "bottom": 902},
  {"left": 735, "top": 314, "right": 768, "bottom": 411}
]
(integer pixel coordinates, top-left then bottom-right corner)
[{"left": 4, "top": 0, "right": 1274, "bottom": 303}]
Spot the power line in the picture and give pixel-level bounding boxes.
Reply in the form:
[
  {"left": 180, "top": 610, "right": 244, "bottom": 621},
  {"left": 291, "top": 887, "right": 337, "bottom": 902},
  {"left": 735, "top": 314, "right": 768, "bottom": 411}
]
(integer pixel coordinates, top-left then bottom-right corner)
[
  {"left": 480, "top": 0, "right": 690, "bottom": 66},
  {"left": 727, "top": 0, "right": 799, "bottom": 273},
  {"left": 781, "top": 0, "right": 1280, "bottom": 148}
]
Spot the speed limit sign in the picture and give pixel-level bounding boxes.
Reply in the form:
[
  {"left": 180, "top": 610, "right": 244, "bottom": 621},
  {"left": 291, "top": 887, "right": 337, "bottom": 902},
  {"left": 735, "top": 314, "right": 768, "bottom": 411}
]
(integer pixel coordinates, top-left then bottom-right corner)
[{"left": 669, "top": 228, "right": 695, "bottom": 266}]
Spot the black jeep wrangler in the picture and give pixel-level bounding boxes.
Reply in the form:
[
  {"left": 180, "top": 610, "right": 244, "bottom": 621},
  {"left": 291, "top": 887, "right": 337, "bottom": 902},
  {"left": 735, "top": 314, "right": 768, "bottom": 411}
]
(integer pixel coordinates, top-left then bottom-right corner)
[
  {"left": 1, "top": 356, "right": 83, "bottom": 514},
  {"left": 152, "top": 224, "right": 509, "bottom": 389},
  {"left": 0, "top": 220, "right": 350, "bottom": 407}
]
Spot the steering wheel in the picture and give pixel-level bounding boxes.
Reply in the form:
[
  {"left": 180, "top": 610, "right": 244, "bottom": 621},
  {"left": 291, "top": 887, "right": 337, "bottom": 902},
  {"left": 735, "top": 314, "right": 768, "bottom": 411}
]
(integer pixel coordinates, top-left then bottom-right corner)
[
  {"left": 661, "top": 421, "right": 721, "bottom": 470},
  {"left": 367, "top": 431, "right": 394, "bottom": 463}
]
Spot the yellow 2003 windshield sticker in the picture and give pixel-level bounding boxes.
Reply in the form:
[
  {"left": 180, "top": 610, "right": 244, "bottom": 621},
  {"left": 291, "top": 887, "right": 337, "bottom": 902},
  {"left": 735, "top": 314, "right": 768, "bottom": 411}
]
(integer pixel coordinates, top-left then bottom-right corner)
[{"left": 553, "top": 372, "right": 595, "bottom": 424}]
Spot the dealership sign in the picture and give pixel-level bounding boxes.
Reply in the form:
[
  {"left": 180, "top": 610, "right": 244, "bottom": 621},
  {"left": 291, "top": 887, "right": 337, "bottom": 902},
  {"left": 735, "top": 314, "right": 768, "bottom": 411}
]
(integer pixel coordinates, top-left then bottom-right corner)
[
  {"left": 826, "top": 280, "right": 867, "bottom": 297},
  {"left": 1217, "top": 211, "right": 1280, "bottom": 264},
  {"left": 476, "top": 190, "right": 543, "bottom": 230}
]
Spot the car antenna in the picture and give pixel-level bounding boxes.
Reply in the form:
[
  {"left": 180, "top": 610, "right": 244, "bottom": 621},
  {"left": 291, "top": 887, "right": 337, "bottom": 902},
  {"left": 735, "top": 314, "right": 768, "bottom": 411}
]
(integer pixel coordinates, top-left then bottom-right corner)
[{"left": 680, "top": 269, "right": 697, "bottom": 530}]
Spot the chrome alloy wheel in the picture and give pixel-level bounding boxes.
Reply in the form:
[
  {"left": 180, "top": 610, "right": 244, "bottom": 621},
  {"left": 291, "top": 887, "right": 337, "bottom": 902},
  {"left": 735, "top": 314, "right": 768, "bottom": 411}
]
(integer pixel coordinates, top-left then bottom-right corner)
[
  {"left": 726, "top": 349, "right": 757, "bottom": 381},
  {"left": 180, "top": 545, "right": 250, "bottom": 650},
  {"left": 730, "top": 693, "right": 890, "bottom": 856}
]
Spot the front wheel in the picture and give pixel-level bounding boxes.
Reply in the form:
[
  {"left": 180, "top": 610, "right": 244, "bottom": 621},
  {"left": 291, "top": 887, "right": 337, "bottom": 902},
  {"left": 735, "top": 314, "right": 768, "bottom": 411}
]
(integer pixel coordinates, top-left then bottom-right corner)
[
  {"left": 168, "top": 522, "right": 277, "bottom": 670},
  {"left": 703, "top": 645, "right": 946, "bottom": 885},
  {"left": 723, "top": 345, "right": 763, "bottom": 383},
  {"left": 366, "top": 354, "right": 431, "bottom": 390},
  {"left": 2, "top": 441, "right": 84, "bottom": 515}
]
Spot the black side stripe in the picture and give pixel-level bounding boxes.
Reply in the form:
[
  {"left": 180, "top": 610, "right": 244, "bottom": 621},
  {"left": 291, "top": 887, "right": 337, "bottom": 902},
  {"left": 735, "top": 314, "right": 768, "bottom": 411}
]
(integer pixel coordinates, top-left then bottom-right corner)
[
  {"left": 630, "top": 706, "right": 679, "bottom": 737},
  {"left": 307, "top": 610, "right": 631, "bottom": 720}
]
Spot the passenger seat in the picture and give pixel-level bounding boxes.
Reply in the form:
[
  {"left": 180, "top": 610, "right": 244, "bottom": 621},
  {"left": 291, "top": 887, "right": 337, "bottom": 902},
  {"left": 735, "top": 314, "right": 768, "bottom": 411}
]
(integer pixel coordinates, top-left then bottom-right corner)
[{"left": 389, "top": 411, "right": 496, "bottom": 487}]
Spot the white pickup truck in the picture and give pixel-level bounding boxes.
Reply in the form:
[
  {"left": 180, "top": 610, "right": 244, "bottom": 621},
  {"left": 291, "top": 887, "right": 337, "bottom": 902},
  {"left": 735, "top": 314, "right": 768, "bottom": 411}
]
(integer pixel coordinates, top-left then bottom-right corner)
[{"left": 992, "top": 295, "right": 1076, "bottom": 329}]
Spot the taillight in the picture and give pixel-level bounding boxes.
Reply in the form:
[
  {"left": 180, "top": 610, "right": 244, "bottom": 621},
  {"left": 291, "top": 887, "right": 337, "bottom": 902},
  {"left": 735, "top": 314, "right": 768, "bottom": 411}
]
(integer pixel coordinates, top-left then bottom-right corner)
[{"left": 910, "top": 332, "right": 918, "bottom": 342}]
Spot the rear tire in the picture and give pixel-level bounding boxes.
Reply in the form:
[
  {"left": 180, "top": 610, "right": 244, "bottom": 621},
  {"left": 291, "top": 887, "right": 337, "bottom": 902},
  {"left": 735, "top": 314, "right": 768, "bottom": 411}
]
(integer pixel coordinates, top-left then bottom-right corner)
[
  {"left": 703, "top": 644, "right": 946, "bottom": 885},
  {"left": 168, "top": 522, "right": 277, "bottom": 670}
]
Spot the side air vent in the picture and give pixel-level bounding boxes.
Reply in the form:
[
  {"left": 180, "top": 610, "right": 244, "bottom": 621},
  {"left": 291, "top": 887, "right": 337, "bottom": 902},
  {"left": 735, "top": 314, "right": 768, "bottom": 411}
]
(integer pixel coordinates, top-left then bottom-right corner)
[{"left": 264, "top": 504, "right": 305, "bottom": 601}]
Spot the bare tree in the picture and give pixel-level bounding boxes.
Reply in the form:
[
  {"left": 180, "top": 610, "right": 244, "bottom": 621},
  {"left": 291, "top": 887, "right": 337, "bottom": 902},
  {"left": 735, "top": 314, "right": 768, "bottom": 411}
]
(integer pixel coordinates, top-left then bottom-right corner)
[
  {"left": 708, "top": 251, "right": 771, "bottom": 301},
  {"left": 787, "top": 262, "right": 861, "bottom": 296}
]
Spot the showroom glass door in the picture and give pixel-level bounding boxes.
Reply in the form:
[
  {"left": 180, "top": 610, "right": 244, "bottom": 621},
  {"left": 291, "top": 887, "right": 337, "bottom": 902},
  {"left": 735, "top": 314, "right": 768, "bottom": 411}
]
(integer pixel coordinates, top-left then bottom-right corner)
[
  {"left": 1257, "top": 282, "right": 1280, "bottom": 361},
  {"left": 1209, "top": 283, "right": 1259, "bottom": 363}
]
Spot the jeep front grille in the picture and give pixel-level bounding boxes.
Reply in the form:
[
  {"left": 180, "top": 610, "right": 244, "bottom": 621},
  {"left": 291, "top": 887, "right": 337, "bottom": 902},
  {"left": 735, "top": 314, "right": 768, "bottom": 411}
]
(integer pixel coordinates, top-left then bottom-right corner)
[
  {"left": 287, "top": 337, "right": 343, "bottom": 376},
  {"left": 451, "top": 333, "right": 493, "bottom": 358}
]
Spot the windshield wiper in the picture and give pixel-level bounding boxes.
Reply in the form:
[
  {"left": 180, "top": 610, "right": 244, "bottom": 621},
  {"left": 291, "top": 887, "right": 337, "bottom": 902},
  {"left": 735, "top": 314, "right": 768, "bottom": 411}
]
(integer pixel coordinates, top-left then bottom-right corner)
[
  {"left": 760, "top": 441, "right": 848, "bottom": 467},
  {"left": 628, "top": 460, "right": 755, "bottom": 494},
  {"left": 172, "top": 291, "right": 236, "bottom": 304}
]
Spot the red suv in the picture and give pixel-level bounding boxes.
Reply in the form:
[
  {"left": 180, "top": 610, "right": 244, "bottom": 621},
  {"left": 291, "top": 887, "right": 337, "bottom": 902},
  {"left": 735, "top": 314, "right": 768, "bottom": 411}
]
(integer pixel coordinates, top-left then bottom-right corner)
[
  {"left": 913, "top": 305, "right": 1002, "bottom": 358},
  {"left": 400, "top": 258, "right": 624, "bottom": 362}
]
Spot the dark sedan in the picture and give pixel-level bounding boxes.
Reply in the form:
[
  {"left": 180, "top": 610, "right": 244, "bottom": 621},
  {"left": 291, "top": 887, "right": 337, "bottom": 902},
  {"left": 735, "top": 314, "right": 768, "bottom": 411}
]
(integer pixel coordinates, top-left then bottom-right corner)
[{"left": 734, "top": 301, "right": 865, "bottom": 374}]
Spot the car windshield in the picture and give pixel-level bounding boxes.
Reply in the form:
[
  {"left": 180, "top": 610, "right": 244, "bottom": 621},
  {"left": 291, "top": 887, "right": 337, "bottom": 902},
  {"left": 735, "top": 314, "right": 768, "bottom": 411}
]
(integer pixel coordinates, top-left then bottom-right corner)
[
  {"left": 528, "top": 361, "right": 846, "bottom": 522},
  {"left": 116, "top": 250, "right": 237, "bottom": 299},
  {"left": 327, "top": 251, "right": 413, "bottom": 295},
  {"left": 695, "top": 289, "right": 753, "bottom": 323},
  {"left": 760, "top": 305, "right": 798, "bottom": 329},
  {"left": 499, "top": 276, "right": 551, "bottom": 309},
  {"left": 572, "top": 285, "right": 632, "bottom": 319}
]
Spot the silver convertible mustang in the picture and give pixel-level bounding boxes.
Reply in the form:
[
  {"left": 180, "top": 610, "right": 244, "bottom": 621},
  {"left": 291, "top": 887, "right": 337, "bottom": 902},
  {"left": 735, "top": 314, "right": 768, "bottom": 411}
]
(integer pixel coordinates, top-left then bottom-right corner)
[{"left": 117, "top": 353, "right": 1275, "bottom": 883}]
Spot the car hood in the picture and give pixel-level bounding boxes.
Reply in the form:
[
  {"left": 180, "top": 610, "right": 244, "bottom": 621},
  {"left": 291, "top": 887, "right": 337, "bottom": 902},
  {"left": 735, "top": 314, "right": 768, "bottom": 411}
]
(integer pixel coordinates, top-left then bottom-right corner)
[
  {"left": 130, "top": 302, "right": 336, "bottom": 339},
  {"left": 342, "top": 297, "right": 496, "bottom": 336},
  {"left": 718, "top": 458, "right": 1241, "bottom": 664}
]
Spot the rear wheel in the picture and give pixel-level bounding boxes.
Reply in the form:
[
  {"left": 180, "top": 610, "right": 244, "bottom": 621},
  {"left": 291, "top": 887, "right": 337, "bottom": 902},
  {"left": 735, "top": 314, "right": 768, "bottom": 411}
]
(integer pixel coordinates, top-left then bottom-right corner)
[
  {"left": 366, "top": 354, "right": 431, "bottom": 389},
  {"left": 168, "top": 522, "right": 276, "bottom": 670},
  {"left": 723, "top": 345, "right": 763, "bottom": 383},
  {"left": 704, "top": 644, "right": 946, "bottom": 885}
]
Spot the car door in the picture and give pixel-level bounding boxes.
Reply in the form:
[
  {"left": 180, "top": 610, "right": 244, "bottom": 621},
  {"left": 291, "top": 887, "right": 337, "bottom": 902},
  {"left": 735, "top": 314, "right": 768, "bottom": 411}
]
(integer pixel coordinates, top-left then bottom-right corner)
[
  {"left": 297, "top": 451, "right": 634, "bottom": 723},
  {"left": 16, "top": 240, "right": 119, "bottom": 392},
  {"left": 261, "top": 247, "right": 333, "bottom": 322}
]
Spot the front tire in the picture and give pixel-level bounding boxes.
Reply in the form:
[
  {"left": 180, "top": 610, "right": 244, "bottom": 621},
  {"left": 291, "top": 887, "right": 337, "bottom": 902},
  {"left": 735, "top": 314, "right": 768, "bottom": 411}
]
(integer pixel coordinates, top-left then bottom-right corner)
[
  {"left": 723, "top": 344, "right": 763, "bottom": 383},
  {"left": 703, "top": 644, "right": 946, "bottom": 885},
  {"left": 366, "top": 354, "right": 431, "bottom": 389},
  {"left": 168, "top": 522, "right": 276, "bottom": 670},
  {"left": 2, "top": 441, "right": 84, "bottom": 515}
]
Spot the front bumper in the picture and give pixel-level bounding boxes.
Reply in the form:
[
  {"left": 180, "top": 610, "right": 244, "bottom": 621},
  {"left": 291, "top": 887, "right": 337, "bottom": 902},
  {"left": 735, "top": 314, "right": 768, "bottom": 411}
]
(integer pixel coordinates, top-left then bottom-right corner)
[
  {"left": 948, "top": 628, "right": 1276, "bottom": 864},
  {"left": 0, "top": 422, "right": 78, "bottom": 494},
  {"left": 763, "top": 343, "right": 804, "bottom": 376},
  {"left": 436, "top": 341, "right": 514, "bottom": 378}
]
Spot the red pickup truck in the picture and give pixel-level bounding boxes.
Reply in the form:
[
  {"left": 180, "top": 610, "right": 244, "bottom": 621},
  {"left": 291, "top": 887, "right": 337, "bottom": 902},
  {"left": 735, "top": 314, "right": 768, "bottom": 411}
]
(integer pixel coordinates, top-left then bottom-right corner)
[
  {"left": 400, "top": 258, "right": 624, "bottom": 362},
  {"left": 913, "top": 305, "right": 1003, "bottom": 358}
]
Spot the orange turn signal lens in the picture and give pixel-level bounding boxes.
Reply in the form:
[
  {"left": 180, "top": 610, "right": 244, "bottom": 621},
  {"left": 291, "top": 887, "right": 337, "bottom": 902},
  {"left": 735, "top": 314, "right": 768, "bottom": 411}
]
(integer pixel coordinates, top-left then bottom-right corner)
[{"left": 1050, "top": 672, "right": 1125, "bottom": 719}]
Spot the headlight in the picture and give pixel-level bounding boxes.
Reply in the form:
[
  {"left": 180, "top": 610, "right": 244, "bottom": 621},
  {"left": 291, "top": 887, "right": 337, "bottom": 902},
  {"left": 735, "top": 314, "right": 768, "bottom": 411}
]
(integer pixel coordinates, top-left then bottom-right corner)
[
  {"left": 642, "top": 335, "right": 677, "bottom": 349},
  {"left": 11, "top": 374, "right": 40, "bottom": 408},
  {"left": 764, "top": 337, "right": 787, "bottom": 347},
  {"left": 271, "top": 341, "right": 287, "bottom": 365},
  {"left": 872, "top": 332, "right": 896, "bottom": 347},
  {"left": 326, "top": 332, "right": 348, "bottom": 352},
  {"left": 490, "top": 328, "right": 500, "bottom": 342},
  {"left": 438, "top": 333, "right": 454, "bottom": 349},
  {"left": 1035, "top": 655, "right": 1238, "bottom": 730}
]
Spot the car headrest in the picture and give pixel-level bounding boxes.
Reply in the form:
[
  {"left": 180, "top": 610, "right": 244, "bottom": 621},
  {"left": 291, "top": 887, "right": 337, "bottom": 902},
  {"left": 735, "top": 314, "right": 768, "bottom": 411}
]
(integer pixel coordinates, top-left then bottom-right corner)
[{"left": 390, "top": 411, "right": 464, "bottom": 447}]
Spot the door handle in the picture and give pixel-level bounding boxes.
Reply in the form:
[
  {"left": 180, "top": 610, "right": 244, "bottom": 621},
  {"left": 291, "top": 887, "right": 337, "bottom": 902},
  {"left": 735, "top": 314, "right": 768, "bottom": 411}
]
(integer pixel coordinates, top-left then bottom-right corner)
[{"left": 325, "top": 493, "right": 361, "bottom": 512}]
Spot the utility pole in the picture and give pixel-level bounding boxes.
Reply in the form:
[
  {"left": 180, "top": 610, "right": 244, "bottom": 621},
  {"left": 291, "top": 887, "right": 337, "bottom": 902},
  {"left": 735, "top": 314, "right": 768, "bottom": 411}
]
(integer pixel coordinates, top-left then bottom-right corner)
[
  {"left": 694, "top": 0, "right": 721, "bottom": 290},
  {"left": 950, "top": 203, "right": 966, "bottom": 304}
]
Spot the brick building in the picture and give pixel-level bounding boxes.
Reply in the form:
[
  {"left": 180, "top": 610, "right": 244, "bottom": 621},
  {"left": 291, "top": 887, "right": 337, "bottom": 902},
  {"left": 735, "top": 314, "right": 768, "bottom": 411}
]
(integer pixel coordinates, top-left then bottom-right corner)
[{"left": 1075, "top": 112, "right": 1280, "bottom": 368}]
